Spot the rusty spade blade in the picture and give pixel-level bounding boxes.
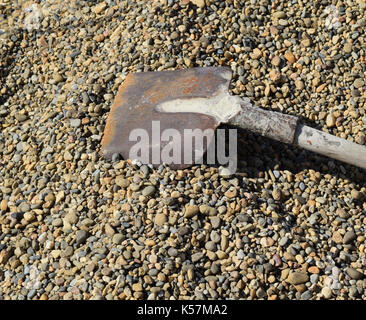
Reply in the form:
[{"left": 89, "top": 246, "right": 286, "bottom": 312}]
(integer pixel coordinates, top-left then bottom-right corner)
[
  {"left": 101, "top": 67, "right": 240, "bottom": 169},
  {"left": 101, "top": 67, "right": 366, "bottom": 171}
]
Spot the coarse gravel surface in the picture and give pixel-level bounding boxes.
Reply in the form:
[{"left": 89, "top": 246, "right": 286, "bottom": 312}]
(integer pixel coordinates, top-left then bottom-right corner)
[{"left": 0, "top": 0, "right": 366, "bottom": 300}]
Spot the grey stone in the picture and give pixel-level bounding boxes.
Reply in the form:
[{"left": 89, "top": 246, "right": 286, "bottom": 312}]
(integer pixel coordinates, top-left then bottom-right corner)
[
  {"left": 237, "top": 249, "right": 245, "bottom": 260},
  {"left": 205, "top": 241, "right": 217, "bottom": 251},
  {"left": 112, "top": 234, "right": 124, "bottom": 245},
  {"left": 300, "top": 290, "right": 312, "bottom": 300},
  {"left": 343, "top": 231, "right": 356, "bottom": 244},
  {"left": 279, "top": 237, "right": 288, "bottom": 247},
  {"left": 210, "top": 231, "right": 220, "bottom": 243},
  {"left": 256, "top": 287, "right": 266, "bottom": 298},
  {"left": 210, "top": 216, "right": 221, "bottom": 229},
  {"left": 168, "top": 247, "right": 178, "bottom": 257},
  {"left": 142, "top": 186, "right": 156, "bottom": 197},
  {"left": 76, "top": 230, "right": 88, "bottom": 245},
  {"left": 70, "top": 119, "right": 81, "bottom": 127},
  {"left": 18, "top": 202, "right": 30, "bottom": 213},
  {"left": 346, "top": 268, "right": 364, "bottom": 280},
  {"left": 310, "top": 274, "right": 319, "bottom": 284},
  {"left": 191, "top": 252, "right": 204, "bottom": 262}
]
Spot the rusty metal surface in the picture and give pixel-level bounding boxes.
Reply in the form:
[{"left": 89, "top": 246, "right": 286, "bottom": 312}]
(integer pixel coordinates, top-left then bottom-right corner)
[
  {"left": 101, "top": 67, "right": 232, "bottom": 169},
  {"left": 228, "top": 102, "right": 298, "bottom": 145}
]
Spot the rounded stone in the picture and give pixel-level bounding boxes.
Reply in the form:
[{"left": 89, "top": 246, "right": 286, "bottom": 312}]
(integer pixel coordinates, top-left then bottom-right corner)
[
  {"left": 321, "top": 287, "right": 332, "bottom": 299},
  {"left": 184, "top": 205, "right": 199, "bottom": 218},
  {"left": 346, "top": 268, "right": 364, "bottom": 280},
  {"left": 142, "top": 186, "right": 156, "bottom": 197},
  {"left": 154, "top": 213, "right": 167, "bottom": 226},
  {"left": 287, "top": 272, "right": 309, "bottom": 285},
  {"left": 115, "top": 176, "right": 130, "bottom": 188},
  {"left": 64, "top": 210, "right": 78, "bottom": 225}
]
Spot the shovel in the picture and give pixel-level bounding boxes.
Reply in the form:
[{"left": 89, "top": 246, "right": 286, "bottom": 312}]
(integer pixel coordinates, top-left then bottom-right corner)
[{"left": 101, "top": 67, "right": 366, "bottom": 170}]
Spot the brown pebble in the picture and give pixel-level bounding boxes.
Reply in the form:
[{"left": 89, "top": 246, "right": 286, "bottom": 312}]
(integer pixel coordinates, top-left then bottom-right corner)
[
  {"left": 0, "top": 199, "right": 8, "bottom": 211},
  {"left": 39, "top": 294, "right": 48, "bottom": 300},
  {"left": 332, "top": 231, "right": 343, "bottom": 244},
  {"left": 272, "top": 188, "right": 282, "bottom": 201},
  {"left": 295, "top": 79, "right": 304, "bottom": 90},
  {"left": 284, "top": 51, "right": 296, "bottom": 64},
  {"left": 154, "top": 213, "right": 167, "bottom": 226},
  {"left": 184, "top": 205, "right": 199, "bottom": 218},
  {"left": 269, "top": 69, "right": 281, "bottom": 82},
  {"left": 308, "top": 266, "right": 320, "bottom": 274},
  {"left": 132, "top": 283, "right": 143, "bottom": 292},
  {"left": 326, "top": 113, "right": 336, "bottom": 128},
  {"left": 287, "top": 272, "right": 309, "bottom": 285},
  {"left": 271, "top": 55, "right": 281, "bottom": 66},
  {"left": 252, "top": 48, "right": 262, "bottom": 59}
]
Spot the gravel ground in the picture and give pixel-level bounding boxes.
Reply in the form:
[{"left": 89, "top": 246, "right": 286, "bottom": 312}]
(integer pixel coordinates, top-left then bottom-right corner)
[{"left": 0, "top": 0, "right": 366, "bottom": 300}]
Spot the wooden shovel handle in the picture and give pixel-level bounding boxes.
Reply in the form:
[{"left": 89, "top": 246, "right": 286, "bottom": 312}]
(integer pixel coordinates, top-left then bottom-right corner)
[
  {"left": 229, "top": 102, "right": 366, "bottom": 170},
  {"left": 295, "top": 124, "right": 366, "bottom": 170},
  {"left": 228, "top": 102, "right": 298, "bottom": 144}
]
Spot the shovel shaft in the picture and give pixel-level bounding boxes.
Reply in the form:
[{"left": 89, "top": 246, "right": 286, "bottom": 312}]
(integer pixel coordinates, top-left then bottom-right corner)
[
  {"left": 295, "top": 124, "right": 366, "bottom": 170},
  {"left": 230, "top": 103, "right": 366, "bottom": 170},
  {"left": 228, "top": 102, "right": 299, "bottom": 144}
]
